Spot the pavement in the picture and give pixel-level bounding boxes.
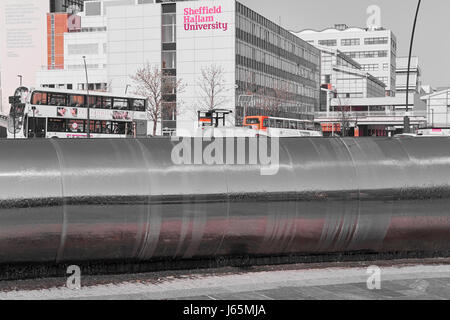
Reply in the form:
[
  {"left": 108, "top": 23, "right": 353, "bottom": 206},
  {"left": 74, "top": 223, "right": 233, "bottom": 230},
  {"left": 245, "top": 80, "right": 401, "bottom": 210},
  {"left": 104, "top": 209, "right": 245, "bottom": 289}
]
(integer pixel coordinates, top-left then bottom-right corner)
[{"left": 0, "top": 262, "right": 449, "bottom": 300}]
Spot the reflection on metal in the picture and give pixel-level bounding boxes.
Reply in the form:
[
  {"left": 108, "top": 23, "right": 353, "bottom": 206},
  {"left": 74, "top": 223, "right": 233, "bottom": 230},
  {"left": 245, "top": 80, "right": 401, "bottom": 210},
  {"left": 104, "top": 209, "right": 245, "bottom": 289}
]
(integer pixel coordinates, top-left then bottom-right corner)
[{"left": 0, "top": 137, "right": 450, "bottom": 264}]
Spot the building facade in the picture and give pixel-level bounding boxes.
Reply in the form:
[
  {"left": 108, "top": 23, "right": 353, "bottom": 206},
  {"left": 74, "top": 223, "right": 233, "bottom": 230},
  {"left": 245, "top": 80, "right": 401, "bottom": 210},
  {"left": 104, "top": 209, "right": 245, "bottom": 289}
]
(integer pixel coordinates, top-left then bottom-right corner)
[
  {"left": 318, "top": 45, "right": 385, "bottom": 112},
  {"left": 421, "top": 89, "right": 450, "bottom": 128},
  {"left": 396, "top": 56, "right": 422, "bottom": 97},
  {"left": 36, "top": 0, "right": 321, "bottom": 136},
  {"left": 0, "top": 0, "right": 50, "bottom": 114},
  {"left": 294, "top": 24, "right": 397, "bottom": 97}
]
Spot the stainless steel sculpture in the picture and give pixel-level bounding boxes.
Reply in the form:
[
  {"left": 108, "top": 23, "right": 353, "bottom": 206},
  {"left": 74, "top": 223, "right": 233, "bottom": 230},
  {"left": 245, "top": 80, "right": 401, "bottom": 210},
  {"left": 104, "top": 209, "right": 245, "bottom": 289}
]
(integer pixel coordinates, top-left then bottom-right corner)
[{"left": 0, "top": 137, "right": 449, "bottom": 264}]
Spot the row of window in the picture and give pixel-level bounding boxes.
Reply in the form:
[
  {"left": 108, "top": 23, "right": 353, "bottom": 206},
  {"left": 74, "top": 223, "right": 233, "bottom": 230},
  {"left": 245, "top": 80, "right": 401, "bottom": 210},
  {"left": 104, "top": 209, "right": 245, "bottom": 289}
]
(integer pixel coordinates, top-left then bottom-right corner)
[
  {"left": 47, "top": 118, "right": 131, "bottom": 135},
  {"left": 360, "top": 63, "right": 390, "bottom": 71},
  {"left": 236, "top": 2, "right": 318, "bottom": 57},
  {"left": 345, "top": 50, "right": 388, "bottom": 59},
  {"left": 341, "top": 38, "right": 360, "bottom": 46},
  {"left": 237, "top": 42, "right": 318, "bottom": 82},
  {"left": 31, "top": 91, "right": 147, "bottom": 111},
  {"left": 314, "top": 37, "right": 389, "bottom": 47}
]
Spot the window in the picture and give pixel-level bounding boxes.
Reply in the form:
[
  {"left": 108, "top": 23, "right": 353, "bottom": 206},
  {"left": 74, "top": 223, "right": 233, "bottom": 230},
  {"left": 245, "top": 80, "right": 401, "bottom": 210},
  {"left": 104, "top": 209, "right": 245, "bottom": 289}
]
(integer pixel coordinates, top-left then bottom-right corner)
[
  {"left": 364, "top": 37, "right": 388, "bottom": 45},
  {"left": 341, "top": 38, "right": 360, "bottom": 46},
  {"left": 68, "top": 43, "right": 99, "bottom": 55},
  {"left": 318, "top": 39, "right": 337, "bottom": 46},
  {"left": 32, "top": 92, "right": 48, "bottom": 105},
  {"left": 246, "top": 118, "right": 260, "bottom": 124},
  {"left": 102, "top": 97, "right": 112, "bottom": 109},
  {"left": 133, "top": 99, "right": 146, "bottom": 112},
  {"left": 48, "top": 93, "right": 67, "bottom": 106},
  {"left": 113, "top": 98, "right": 129, "bottom": 110},
  {"left": 69, "top": 95, "right": 85, "bottom": 107},
  {"left": 48, "top": 118, "right": 66, "bottom": 132},
  {"left": 162, "top": 51, "right": 176, "bottom": 69}
]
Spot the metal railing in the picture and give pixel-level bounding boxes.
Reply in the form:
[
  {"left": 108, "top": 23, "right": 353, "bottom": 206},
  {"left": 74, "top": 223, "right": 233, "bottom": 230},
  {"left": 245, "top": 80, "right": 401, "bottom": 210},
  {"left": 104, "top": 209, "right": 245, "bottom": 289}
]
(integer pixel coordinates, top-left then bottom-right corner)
[{"left": 315, "top": 111, "right": 427, "bottom": 119}]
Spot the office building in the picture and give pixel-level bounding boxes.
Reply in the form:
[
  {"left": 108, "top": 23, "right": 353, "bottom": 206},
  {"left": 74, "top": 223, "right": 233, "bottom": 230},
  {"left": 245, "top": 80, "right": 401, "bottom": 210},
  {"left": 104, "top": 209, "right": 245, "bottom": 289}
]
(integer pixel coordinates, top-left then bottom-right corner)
[
  {"left": 294, "top": 24, "right": 397, "bottom": 97},
  {"left": 36, "top": 0, "right": 321, "bottom": 136},
  {"left": 396, "top": 56, "right": 423, "bottom": 97},
  {"left": 318, "top": 45, "right": 385, "bottom": 112}
]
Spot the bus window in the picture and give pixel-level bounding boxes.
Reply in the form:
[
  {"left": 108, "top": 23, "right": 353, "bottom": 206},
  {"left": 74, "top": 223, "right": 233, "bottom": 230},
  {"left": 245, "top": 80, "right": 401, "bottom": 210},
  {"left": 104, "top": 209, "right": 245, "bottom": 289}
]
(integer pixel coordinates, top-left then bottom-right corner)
[
  {"left": 269, "top": 118, "right": 276, "bottom": 128},
  {"left": 298, "top": 122, "right": 305, "bottom": 130},
  {"left": 48, "top": 93, "right": 67, "bottom": 106},
  {"left": 283, "top": 120, "right": 289, "bottom": 129},
  {"left": 289, "top": 121, "right": 297, "bottom": 129},
  {"left": 133, "top": 99, "right": 146, "bottom": 112},
  {"left": 113, "top": 98, "right": 129, "bottom": 110},
  {"left": 68, "top": 119, "right": 85, "bottom": 133},
  {"left": 69, "top": 95, "right": 85, "bottom": 108},
  {"left": 246, "top": 118, "right": 260, "bottom": 125},
  {"left": 112, "top": 122, "right": 126, "bottom": 134},
  {"left": 262, "top": 118, "right": 269, "bottom": 128},
  {"left": 48, "top": 118, "right": 66, "bottom": 132},
  {"left": 276, "top": 120, "right": 283, "bottom": 128},
  {"left": 32, "top": 92, "right": 48, "bottom": 105},
  {"left": 102, "top": 97, "right": 112, "bottom": 109},
  {"left": 87, "top": 96, "right": 96, "bottom": 108}
]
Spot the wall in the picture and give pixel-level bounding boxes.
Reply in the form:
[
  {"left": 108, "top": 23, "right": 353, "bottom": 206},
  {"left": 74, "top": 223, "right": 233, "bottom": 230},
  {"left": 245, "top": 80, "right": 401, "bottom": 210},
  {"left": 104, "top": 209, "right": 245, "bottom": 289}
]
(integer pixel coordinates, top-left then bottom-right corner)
[
  {"left": 176, "top": 0, "right": 236, "bottom": 135},
  {"left": 0, "top": 0, "right": 50, "bottom": 113}
]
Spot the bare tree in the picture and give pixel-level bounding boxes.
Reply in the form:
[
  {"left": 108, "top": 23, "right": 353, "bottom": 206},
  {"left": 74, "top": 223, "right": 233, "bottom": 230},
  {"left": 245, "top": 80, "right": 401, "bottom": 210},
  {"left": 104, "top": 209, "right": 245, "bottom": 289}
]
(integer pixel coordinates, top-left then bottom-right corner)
[
  {"left": 197, "top": 65, "right": 230, "bottom": 112},
  {"left": 254, "top": 85, "right": 290, "bottom": 117},
  {"left": 131, "top": 63, "right": 184, "bottom": 136}
]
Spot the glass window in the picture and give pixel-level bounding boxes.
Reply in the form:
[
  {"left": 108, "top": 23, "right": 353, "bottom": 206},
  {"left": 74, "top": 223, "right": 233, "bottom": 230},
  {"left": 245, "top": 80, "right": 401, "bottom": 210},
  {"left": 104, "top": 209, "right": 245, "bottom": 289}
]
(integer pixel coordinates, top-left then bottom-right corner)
[
  {"left": 48, "top": 118, "right": 66, "bottom": 132},
  {"left": 102, "top": 97, "right": 112, "bottom": 109},
  {"left": 113, "top": 98, "right": 129, "bottom": 110},
  {"left": 246, "top": 118, "right": 260, "bottom": 124},
  {"left": 32, "top": 92, "right": 48, "bottom": 105},
  {"left": 68, "top": 119, "right": 85, "bottom": 133},
  {"left": 133, "top": 99, "right": 146, "bottom": 112},
  {"left": 69, "top": 95, "right": 85, "bottom": 107},
  {"left": 48, "top": 93, "right": 67, "bottom": 106},
  {"left": 162, "top": 52, "right": 176, "bottom": 69},
  {"left": 162, "top": 25, "right": 176, "bottom": 43},
  {"left": 111, "top": 122, "right": 126, "bottom": 134}
]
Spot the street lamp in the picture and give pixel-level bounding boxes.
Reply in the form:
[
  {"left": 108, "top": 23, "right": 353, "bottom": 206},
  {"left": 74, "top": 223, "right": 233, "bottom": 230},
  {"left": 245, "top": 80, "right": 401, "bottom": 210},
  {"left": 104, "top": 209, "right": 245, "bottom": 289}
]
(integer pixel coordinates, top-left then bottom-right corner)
[
  {"left": 125, "top": 84, "right": 131, "bottom": 95},
  {"left": 404, "top": 0, "right": 422, "bottom": 133},
  {"left": 17, "top": 75, "right": 23, "bottom": 87},
  {"left": 83, "top": 56, "right": 91, "bottom": 139},
  {"left": 31, "top": 106, "right": 36, "bottom": 138}
]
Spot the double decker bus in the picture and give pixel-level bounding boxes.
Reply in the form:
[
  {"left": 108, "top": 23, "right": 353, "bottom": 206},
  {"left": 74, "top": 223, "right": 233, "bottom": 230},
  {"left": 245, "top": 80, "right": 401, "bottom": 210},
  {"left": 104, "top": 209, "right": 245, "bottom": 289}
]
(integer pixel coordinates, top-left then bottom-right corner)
[
  {"left": 243, "top": 116, "right": 323, "bottom": 137},
  {"left": 7, "top": 87, "right": 150, "bottom": 139}
]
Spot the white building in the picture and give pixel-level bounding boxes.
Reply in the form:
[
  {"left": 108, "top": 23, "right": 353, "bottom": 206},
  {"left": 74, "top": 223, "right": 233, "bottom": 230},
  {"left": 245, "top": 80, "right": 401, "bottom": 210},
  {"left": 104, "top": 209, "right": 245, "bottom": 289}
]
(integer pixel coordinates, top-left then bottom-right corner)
[
  {"left": 0, "top": 0, "right": 50, "bottom": 114},
  {"left": 396, "top": 56, "right": 422, "bottom": 97},
  {"left": 294, "top": 24, "right": 397, "bottom": 97},
  {"left": 421, "top": 89, "right": 450, "bottom": 128},
  {"left": 318, "top": 45, "right": 385, "bottom": 112},
  {"left": 36, "top": 0, "right": 321, "bottom": 136},
  {"left": 316, "top": 94, "right": 427, "bottom": 137}
]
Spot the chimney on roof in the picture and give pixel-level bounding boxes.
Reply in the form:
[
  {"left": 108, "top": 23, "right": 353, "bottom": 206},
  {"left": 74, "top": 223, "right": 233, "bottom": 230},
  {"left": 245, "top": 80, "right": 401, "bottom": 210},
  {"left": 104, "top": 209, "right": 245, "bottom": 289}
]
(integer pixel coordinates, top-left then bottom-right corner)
[{"left": 334, "top": 24, "right": 348, "bottom": 31}]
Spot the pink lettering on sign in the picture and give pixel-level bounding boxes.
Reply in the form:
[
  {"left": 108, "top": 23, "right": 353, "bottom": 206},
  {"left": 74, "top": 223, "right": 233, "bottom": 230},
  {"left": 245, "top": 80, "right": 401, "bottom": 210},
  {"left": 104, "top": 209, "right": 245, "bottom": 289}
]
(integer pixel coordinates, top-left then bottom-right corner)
[{"left": 183, "top": 6, "right": 228, "bottom": 32}]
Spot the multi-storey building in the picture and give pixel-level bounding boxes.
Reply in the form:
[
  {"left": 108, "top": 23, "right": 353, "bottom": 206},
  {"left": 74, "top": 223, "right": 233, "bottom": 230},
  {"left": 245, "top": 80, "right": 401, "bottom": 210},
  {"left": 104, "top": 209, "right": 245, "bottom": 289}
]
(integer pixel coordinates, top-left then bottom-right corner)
[
  {"left": 294, "top": 24, "right": 397, "bottom": 97},
  {"left": 318, "top": 45, "right": 385, "bottom": 112},
  {"left": 50, "top": 0, "right": 86, "bottom": 13},
  {"left": 396, "top": 56, "right": 422, "bottom": 97},
  {"left": 37, "top": 0, "right": 321, "bottom": 136}
]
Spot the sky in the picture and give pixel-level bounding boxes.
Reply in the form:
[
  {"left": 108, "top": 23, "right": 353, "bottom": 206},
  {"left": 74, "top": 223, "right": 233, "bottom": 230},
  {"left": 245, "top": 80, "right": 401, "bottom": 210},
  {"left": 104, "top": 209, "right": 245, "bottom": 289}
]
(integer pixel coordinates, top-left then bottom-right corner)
[{"left": 239, "top": 0, "right": 450, "bottom": 89}]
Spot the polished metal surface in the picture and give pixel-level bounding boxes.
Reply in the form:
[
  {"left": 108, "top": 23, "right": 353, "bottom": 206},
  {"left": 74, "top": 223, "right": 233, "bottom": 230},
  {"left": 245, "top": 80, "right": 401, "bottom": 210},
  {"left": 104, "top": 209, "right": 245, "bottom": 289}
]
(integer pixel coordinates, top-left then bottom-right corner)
[{"left": 1, "top": 137, "right": 450, "bottom": 264}]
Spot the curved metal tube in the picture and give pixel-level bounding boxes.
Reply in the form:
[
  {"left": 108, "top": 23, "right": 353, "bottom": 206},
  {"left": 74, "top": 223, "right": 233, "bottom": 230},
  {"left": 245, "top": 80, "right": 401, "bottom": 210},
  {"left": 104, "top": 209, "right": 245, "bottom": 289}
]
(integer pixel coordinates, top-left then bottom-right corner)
[{"left": 0, "top": 137, "right": 450, "bottom": 264}]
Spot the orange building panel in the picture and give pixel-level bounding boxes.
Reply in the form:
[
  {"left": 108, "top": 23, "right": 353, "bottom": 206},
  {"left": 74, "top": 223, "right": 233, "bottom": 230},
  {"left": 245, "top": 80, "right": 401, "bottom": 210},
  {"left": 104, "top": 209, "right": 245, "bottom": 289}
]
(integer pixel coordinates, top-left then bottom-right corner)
[{"left": 47, "top": 13, "right": 69, "bottom": 70}]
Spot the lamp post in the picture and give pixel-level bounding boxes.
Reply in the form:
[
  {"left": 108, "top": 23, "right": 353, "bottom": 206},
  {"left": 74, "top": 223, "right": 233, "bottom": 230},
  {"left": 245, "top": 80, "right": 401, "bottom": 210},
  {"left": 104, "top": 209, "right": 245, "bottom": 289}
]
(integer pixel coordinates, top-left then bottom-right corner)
[
  {"left": 125, "top": 84, "right": 131, "bottom": 95},
  {"left": 83, "top": 56, "right": 91, "bottom": 139},
  {"left": 17, "top": 75, "right": 23, "bottom": 87},
  {"left": 31, "top": 106, "right": 36, "bottom": 138},
  {"left": 404, "top": 0, "right": 422, "bottom": 133}
]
